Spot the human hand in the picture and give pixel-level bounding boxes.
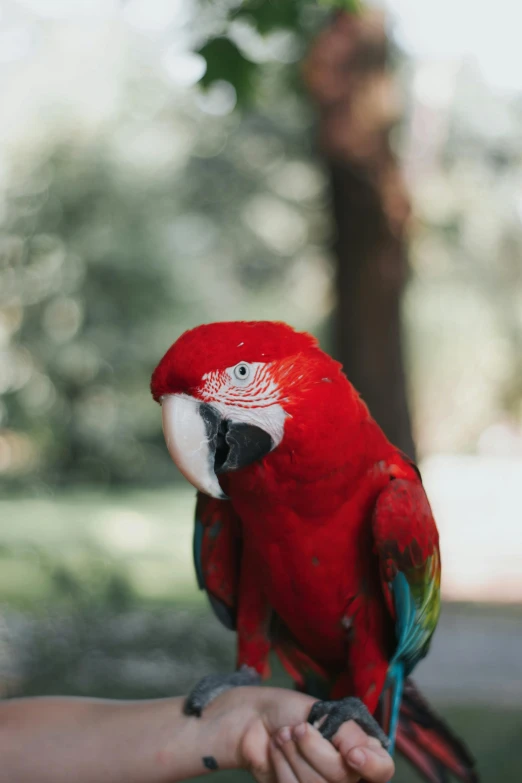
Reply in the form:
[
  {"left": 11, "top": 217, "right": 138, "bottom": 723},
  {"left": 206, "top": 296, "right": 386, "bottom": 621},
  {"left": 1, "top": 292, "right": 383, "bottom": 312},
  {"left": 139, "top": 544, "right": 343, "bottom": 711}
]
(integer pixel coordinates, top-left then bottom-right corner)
[
  {"left": 204, "top": 686, "right": 394, "bottom": 783},
  {"left": 269, "top": 720, "right": 394, "bottom": 783}
]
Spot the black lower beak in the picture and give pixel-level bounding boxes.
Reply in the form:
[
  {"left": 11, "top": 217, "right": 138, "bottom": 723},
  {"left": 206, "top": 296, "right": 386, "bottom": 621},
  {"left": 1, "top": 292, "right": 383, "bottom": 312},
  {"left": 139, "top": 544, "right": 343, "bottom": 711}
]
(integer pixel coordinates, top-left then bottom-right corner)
[{"left": 199, "top": 403, "right": 273, "bottom": 474}]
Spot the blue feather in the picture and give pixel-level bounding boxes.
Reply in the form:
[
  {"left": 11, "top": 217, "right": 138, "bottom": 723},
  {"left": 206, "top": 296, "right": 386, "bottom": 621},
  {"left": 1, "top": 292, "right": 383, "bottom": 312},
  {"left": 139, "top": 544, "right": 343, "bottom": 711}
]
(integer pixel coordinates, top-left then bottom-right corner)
[
  {"left": 384, "top": 571, "right": 424, "bottom": 752},
  {"left": 390, "top": 571, "right": 427, "bottom": 673},
  {"left": 385, "top": 660, "right": 404, "bottom": 753}
]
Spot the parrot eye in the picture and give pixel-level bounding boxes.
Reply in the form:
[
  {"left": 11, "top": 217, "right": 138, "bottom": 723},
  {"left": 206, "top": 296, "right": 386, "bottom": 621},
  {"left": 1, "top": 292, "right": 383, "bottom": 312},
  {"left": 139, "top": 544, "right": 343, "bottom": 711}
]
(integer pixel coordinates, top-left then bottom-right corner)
[{"left": 233, "top": 362, "right": 251, "bottom": 382}]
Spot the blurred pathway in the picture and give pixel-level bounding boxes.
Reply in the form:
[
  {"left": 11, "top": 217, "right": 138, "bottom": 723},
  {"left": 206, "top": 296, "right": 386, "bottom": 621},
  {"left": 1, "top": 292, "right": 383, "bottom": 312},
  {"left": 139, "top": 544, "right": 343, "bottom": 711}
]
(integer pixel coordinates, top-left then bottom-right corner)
[
  {"left": 414, "top": 604, "right": 522, "bottom": 707},
  {"left": 1, "top": 603, "right": 521, "bottom": 707}
]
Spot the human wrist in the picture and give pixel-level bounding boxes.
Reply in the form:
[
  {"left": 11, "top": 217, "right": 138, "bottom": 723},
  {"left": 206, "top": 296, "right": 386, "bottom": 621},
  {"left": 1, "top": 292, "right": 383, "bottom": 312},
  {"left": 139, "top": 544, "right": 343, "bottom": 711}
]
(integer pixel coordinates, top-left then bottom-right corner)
[
  {"left": 200, "top": 687, "right": 261, "bottom": 772},
  {"left": 165, "top": 688, "right": 260, "bottom": 777}
]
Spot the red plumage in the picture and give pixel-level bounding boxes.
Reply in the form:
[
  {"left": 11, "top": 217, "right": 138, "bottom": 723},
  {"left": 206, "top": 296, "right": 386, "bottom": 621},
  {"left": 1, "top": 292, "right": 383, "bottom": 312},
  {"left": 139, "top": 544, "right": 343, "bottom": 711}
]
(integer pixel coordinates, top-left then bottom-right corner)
[{"left": 153, "top": 321, "right": 477, "bottom": 783}]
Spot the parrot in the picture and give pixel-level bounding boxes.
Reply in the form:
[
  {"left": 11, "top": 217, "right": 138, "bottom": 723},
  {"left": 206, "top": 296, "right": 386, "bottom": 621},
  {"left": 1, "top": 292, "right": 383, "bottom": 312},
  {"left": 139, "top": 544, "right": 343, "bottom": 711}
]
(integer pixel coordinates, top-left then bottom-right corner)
[{"left": 151, "top": 320, "right": 478, "bottom": 783}]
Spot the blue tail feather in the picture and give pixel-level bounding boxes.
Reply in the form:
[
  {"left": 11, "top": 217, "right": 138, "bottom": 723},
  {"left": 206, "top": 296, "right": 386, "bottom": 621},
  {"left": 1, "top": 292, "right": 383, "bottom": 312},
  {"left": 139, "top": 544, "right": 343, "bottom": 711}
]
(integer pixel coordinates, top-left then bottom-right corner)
[{"left": 386, "top": 660, "right": 404, "bottom": 754}]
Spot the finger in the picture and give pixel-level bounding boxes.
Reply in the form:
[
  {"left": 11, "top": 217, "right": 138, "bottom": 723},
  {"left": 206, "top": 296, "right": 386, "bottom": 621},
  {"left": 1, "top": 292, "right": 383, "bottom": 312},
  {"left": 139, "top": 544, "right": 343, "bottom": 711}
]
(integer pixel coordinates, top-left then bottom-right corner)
[
  {"left": 274, "top": 727, "right": 326, "bottom": 783},
  {"left": 291, "top": 723, "right": 355, "bottom": 783},
  {"left": 269, "top": 739, "right": 300, "bottom": 783},
  {"left": 331, "top": 720, "right": 371, "bottom": 758},
  {"left": 366, "top": 737, "right": 390, "bottom": 756},
  {"left": 345, "top": 746, "right": 395, "bottom": 783}
]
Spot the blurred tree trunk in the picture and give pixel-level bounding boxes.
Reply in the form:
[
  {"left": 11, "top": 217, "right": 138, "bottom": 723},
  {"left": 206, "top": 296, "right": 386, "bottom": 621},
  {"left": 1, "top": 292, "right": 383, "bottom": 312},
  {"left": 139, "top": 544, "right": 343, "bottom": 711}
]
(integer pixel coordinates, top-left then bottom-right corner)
[{"left": 304, "top": 12, "right": 416, "bottom": 458}]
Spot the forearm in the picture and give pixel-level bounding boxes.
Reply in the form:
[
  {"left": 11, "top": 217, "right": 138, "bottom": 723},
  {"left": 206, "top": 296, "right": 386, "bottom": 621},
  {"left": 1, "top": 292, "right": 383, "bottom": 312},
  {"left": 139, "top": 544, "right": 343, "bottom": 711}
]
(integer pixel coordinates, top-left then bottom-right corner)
[{"left": 0, "top": 695, "right": 243, "bottom": 783}]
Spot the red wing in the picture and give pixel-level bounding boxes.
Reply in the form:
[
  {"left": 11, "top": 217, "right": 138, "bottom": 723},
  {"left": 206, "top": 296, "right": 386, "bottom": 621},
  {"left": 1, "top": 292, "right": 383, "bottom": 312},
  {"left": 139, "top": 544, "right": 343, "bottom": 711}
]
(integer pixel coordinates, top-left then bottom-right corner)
[
  {"left": 372, "top": 477, "right": 441, "bottom": 671},
  {"left": 194, "top": 492, "right": 242, "bottom": 630}
]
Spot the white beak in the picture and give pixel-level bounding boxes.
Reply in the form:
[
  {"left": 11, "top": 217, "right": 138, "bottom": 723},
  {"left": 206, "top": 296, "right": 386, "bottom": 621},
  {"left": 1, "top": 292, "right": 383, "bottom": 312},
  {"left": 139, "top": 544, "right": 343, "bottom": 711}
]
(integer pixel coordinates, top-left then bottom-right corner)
[{"left": 161, "top": 393, "right": 226, "bottom": 499}]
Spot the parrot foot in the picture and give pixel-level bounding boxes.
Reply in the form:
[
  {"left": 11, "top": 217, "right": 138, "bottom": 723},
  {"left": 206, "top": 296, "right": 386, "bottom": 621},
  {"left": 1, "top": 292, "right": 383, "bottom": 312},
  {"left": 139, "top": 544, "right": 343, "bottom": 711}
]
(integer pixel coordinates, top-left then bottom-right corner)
[
  {"left": 183, "top": 664, "right": 261, "bottom": 717},
  {"left": 308, "top": 697, "right": 390, "bottom": 750}
]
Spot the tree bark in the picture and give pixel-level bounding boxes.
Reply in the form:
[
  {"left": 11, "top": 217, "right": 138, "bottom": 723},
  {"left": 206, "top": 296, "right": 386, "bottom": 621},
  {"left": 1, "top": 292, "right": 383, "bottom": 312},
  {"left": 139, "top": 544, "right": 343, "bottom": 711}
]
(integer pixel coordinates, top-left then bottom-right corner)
[{"left": 304, "top": 11, "right": 416, "bottom": 458}]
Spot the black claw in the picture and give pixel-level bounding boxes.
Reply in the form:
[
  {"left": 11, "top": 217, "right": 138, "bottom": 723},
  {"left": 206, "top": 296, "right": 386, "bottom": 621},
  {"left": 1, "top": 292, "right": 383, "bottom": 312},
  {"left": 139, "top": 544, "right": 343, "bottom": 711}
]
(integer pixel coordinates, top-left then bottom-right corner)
[
  {"left": 308, "top": 697, "right": 390, "bottom": 750},
  {"left": 308, "top": 700, "right": 335, "bottom": 727},
  {"left": 184, "top": 665, "right": 261, "bottom": 717}
]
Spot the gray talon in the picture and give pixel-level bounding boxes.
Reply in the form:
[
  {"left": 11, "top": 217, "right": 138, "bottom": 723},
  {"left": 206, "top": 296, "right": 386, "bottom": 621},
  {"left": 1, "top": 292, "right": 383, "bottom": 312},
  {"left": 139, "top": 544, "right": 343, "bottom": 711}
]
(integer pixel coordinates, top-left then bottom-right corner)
[
  {"left": 184, "top": 665, "right": 261, "bottom": 716},
  {"left": 308, "top": 697, "right": 390, "bottom": 749}
]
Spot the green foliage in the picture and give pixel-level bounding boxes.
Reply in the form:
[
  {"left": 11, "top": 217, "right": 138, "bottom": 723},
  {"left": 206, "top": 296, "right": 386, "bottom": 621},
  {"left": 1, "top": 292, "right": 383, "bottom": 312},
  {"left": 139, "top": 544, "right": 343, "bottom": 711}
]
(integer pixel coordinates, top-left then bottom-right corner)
[
  {"left": 196, "top": 0, "right": 327, "bottom": 106},
  {"left": 0, "top": 38, "right": 331, "bottom": 489},
  {"left": 194, "top": 0, "right": 362, "bottom": 106},
  {"left": 198, "top": 38, "right": 258, "bottom": 104},
  {"left": 232, "top": 0, "right": 303, "bottom": 34},
  {"left": 317, "top": 0, "right": 361, "bottom": 10},
  {"left": 198, "top": 0, "right": 358, "bottom": 104},
  {"left": 0, "top": 146, "right": 180, "bottom": 487}
]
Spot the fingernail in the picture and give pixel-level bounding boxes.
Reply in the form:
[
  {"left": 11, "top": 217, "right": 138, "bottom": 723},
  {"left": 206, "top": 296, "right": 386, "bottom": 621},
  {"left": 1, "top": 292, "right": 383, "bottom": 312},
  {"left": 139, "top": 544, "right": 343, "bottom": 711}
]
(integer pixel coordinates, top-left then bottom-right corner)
[
  {"left": 278, "top": 727, "right": 292, "bottom": 745},
  {"left": 293, "top": 723, "right": 307, "bottom": 740},
  {"left": 348, "top": 748, "right": 366, "bottom": 768}
]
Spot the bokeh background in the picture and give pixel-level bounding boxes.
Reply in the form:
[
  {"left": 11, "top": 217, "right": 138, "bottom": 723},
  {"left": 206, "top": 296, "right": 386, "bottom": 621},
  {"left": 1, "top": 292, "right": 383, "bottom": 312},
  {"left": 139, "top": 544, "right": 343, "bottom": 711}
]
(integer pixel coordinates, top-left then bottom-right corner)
[{"left": 1, "top": 0, "right": 521, "bottom": 780}]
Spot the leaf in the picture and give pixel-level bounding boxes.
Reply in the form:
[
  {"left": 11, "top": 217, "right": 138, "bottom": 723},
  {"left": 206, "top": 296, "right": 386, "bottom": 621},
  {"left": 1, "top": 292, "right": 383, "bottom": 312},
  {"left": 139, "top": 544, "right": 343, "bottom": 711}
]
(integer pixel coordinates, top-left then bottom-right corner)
[
  {"left": 233, "top": 0, "right": 302, "bottom": 35},
  {"left": 317, "top": 0, "right": 362, "bottom": 12},
  {"left": 197, "top": 37, "right": 259, "bottom": 105}
]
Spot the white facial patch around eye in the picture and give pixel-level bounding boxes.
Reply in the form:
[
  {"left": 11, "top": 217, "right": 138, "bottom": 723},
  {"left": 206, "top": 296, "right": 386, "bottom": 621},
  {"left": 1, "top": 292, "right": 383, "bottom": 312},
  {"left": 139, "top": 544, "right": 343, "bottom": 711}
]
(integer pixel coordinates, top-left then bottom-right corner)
[
  {"left": 202, "top": 362, "right": 281, "bottom": 406},
  {"left": 199, "top": 361, "right": 288, "bottom": 448}
]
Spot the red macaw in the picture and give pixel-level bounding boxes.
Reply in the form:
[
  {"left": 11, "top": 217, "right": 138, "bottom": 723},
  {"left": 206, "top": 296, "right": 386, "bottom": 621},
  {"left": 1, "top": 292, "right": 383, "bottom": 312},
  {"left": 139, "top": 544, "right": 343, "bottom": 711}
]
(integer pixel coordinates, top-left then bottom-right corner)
[{"left": 151, "top": 321, "right": 478, "bottom": 783}]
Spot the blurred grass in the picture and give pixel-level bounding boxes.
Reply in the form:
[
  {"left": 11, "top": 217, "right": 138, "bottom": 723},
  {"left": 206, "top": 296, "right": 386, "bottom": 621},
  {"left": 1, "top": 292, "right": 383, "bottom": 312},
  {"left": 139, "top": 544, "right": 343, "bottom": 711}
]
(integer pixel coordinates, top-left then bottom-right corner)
[
  {"left": 1, "top": 488, "right": 521, "bottom": 781},
  {"left": 0, "top": 488, "right": 201, "bottom": 610}
]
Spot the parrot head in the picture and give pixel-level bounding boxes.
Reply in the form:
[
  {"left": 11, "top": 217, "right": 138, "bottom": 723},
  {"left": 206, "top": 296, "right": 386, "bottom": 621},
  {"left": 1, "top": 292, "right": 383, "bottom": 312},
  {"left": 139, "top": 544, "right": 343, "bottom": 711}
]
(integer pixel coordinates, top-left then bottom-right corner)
[{"left": 151, "top": 321, "right": 367, "bottom": 499}]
